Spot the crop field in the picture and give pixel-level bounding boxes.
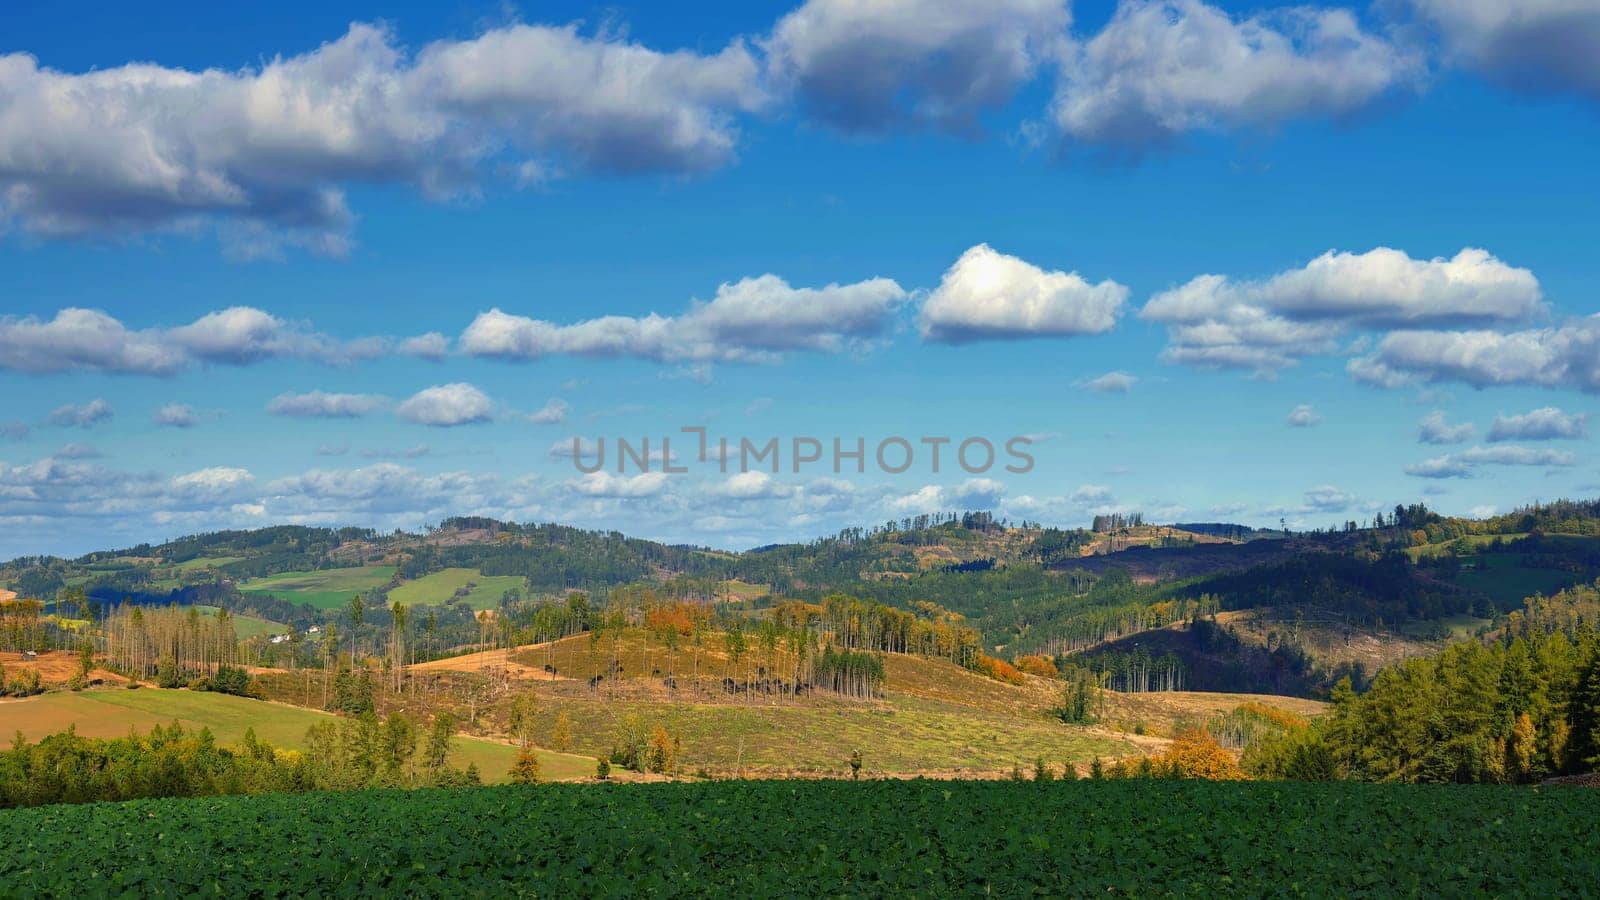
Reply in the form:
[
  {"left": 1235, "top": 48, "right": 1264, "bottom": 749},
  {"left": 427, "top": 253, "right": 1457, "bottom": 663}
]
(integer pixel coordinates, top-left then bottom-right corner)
[
  {"left": 0, "top": 689, "right": 591, "bottom": 782},
  {"left": 2, "top": 780, "right": 1594, "bottom": 895},
  {"left": 238, "top": 566, "right": 396, "bottom": 610},
  {"left": 386, "top": 568, "right": 525, "bottom": 611}
]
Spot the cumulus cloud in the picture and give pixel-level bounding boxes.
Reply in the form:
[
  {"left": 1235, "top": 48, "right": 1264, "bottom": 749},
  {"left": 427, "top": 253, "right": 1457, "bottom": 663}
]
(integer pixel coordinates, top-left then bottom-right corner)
[
  {"left": 461, "top": 273, "right": 905, "bottom": 364},
  {"left": 47, "top": 398, "right": 113, "bottom": 428},
  {"left": 154, "top": 404, "right": 198, "bottom": 428},
  {"left": 0, "top": 306, "right": 386, "bottom": 375},
  {"left": 0, "top": 22, "right": 764, "bottom": 252},
  {"left": 1053, "top": 0, "right": 1422, "bottom": 147},
  {"left": 1144, "top": 247, "right": 1542, "bottom": 374},
  {"left": 171, "top": 467, "right": 256, "bottom": 503},
  {"left": 570, "top": 471, "right": 668, "bottom": 498},
  {"left": 765, "top": 0, "right": 1068, "bottom": 134},
  {"left": 1405, "top": 444, "right": 1578, "bottom": 478},
  {"left": 1401, "top": 0, "right": 1600, "bottom": 101},
  {"left": 527, "top": 399, "right": 570, "bottom": 425},
  {"left": 919, "top": 244, "right": 1126, "bottom": 343},
  {"left": 713, "top": 471, "right": 795, "bottom": 500},
  {"left": 1418, "top": 411, "right": 1475, "bottom": 444},
  {"left": 396, "top": 383, "right": 493, "bottom": 426},
  {"left": 1303, "top": 485, "right": 1353, "bottom": 512},
  {"left": 889, "top": 477, "right": 1006, "bottom": 513},
  {"left": 1348, "top": 319, "right": 1600, "bottom": 392},
  {"left": 1286, "top": 404, "right": 1322, "bottom": 427},
  {"left": 1487, "top": 406, "right": 1588, "bottom": 441},
  {"left": 267, "top": 391, "right": 389, "bottom": 419},
  {"left": 397, "top": 332, "right": 450, "bottom": 361},
  {"left": 1078, "top": 371, "right": 1137, "bottom": 394}
]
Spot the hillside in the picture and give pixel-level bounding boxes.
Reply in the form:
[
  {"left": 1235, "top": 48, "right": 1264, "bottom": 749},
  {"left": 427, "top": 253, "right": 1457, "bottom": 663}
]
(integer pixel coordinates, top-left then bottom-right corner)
[{"left": 5, "top": 501, "right": 1600, "bottom": 701}]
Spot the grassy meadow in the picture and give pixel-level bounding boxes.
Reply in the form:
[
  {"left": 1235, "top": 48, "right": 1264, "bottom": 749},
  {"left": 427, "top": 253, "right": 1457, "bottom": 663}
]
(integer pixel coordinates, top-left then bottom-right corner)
[
  {"left": 386, "top": 568, "right": 525, "bottom": 611},
  {"left": 238, "top": 566, "right": 396, "bottom": 610}
]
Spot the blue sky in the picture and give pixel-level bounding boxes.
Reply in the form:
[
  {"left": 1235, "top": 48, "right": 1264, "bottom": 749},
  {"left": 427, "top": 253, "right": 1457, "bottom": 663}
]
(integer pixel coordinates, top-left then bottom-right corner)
[{"left": 2, "top": 0, "right": 1598, "bottom": 557}]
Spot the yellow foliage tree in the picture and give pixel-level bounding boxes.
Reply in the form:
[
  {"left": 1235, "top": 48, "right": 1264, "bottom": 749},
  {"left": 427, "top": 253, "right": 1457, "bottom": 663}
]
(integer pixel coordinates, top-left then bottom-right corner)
[
  {"left": 1159, "top": 730, "right": 1246, "bottom": 781},
  {"left": 510, "top": 745, "right": 542, "bottom": 784},
  {"left": 551, "top": 709, "right": 573, "bottom": 752}
]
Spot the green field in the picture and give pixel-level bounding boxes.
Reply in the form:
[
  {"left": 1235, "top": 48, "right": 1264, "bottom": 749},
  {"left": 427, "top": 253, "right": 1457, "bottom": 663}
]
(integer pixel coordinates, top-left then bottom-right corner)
[
  {"left": 190, "top": 605, "right": 284, "bottom": 639},
  {"left": 174, "top": 556, "right": 247, "bottom": 572},
  {"left": 0, "top": 689, "right": 590, "bottom": 782},
  {"left": 2, "top": 780, "right": 1595, "bottom": 894},
  {"left": 1453, "top": 553, "right": 1584, "bottom": 607},
  {"left": 386, "top": 568, "right": 525, "bottom": 611},
  {"left": 239, "top": 566, "right": 396, "bottom": 610}
]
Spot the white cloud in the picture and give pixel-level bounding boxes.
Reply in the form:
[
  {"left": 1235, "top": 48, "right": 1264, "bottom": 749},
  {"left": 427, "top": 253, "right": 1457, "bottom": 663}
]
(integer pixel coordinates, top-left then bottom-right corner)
[
  {"left": 765, "top": 0, "right": 1068, "bottom": 134},
  {"left": 1054, "top": 0, "right": 1422, "bottom": 147},
  {"left": 1286, "top": 404, "right": 1322, "bottom": 428},
  {"left": 397, "top": 332, "right": 450, "bottom": 360},
  {"left": 1079, "top": 371, "right": 1137, "bottom": 394},
  {"left": 0, "top": 309, "right": 184, "bottom": 375},
  {"left": 1487, "top": 407, "right": 1588, "bottom": 441},
  {"left": 396, "top": 383, "right": 494, "bottom": 427},
  {"left": 154, "top": 403, "right": 198, "bottom": 428},
  {"left": 0, "top": 22, "right": 764, "bottom": 252},
  {"left": 889, "top": 477, "right": 1006, "bottom": 513},
  {"left": 267, "top": 391, "right": 389, "bottom": 419},
  {"left": 47, "top": 398, "right": 113, "bottom": 428},
  {"left": 1145, "top": 247, "right": 1542, "bottom": 375},
  {"left": 53, "top": 443, "right": 102, "bottom": 460},
  {"left": 1071, "top": 484, "right": 1113, "bottom": 503},
  {"left": 461, "top": 272, "right": 905, "bottom": 364},
  {"left": 919, "top": 244, "right": 1126, "bottom": 343},
  {"left": 1402, "top": 0, "right": 1600, "bottom": 101},
  {"left": 1405, "top": 444, "right": 1578, "bottom": 478},
  {"left": 1303, "top": 485, "right": 1353, "bottom": 512},
  {"left": 0, "top": 306, "right": 385, "bottom": 375},
  {"left": 171, "top": 467, "right": 255, "bottom": 503},
  {"left": 1418, "top": 411, "right": 1475, "bottom": 444},
  {"left": 714, "top": 471, "right": 795, "bottom": 500},
  {"left": 1349, "top": 319, "right": 1600, "bottom": 392},
  {"left": 570, "top": 471, "right": 668, "bottom": 498},
  {"left": 528, "top": 399, "right": 570, "bottom": 425}
]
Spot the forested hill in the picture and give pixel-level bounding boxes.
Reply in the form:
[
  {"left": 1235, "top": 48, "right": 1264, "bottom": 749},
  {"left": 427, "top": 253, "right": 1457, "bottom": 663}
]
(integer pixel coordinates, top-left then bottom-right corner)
[{"left": 7, "top": 502, "right": 1600, "bottom": 698}]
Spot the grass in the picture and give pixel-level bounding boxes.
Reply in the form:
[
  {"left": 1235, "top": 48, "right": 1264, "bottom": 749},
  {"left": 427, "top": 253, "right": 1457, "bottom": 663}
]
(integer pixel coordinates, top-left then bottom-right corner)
[
  {"left": 239, "top": 566, "right": 397, "bottom": 610},
  {"left": 387, "top": 568, "right": 526, "bottom": 611},
  {"left": 172, "top": 556, "right": 246, "bottom": 572},
  {"left": 1452, "top": 554, "right": 1585, "bottom": 607},
  {"left": 0, "top": 689, "right": 590, "bottom": 782},
  {"left": 435, "top": 628, "right": 1326, "bottom": 775},
  {"left": 190, "top": 605, "right": 285, "bottom": 639}
]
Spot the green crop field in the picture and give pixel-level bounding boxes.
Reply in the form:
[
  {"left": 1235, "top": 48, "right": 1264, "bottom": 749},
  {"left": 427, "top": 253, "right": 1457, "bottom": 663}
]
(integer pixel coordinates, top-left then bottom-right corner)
[
  {"left": 0, "top": 690, "right": 591, "bottom": 782},
  {"left": 238, "top": 566, "right": 396, "bottom": 610},
  {"left": 386, "top": 568, "right": 525, "bottom": 611},
  {"left": 1, "top": 780, "right": 1595, "bottom": 895}
]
